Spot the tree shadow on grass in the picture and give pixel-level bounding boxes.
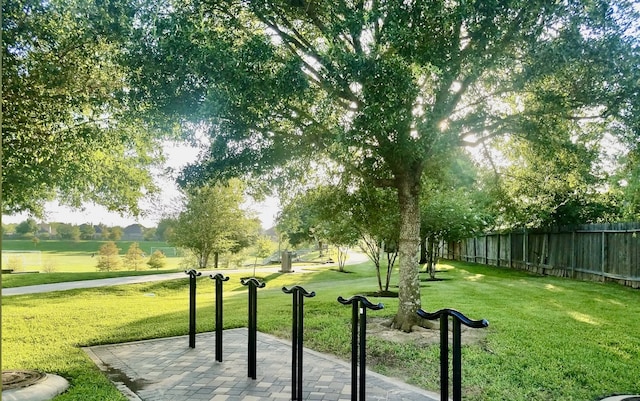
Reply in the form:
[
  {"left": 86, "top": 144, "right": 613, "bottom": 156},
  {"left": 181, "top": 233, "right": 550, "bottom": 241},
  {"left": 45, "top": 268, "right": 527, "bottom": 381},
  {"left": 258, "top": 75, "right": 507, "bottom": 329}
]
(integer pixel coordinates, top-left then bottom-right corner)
[{"left": 362, "top": 290, "right": 398, "bottom": 298}]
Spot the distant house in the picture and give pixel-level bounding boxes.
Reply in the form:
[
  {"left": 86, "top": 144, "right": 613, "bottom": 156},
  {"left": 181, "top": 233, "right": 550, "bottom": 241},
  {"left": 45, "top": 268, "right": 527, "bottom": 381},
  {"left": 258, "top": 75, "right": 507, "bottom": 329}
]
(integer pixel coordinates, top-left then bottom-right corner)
[
  {"left": 123, "top": 224, "right": 145, "bottom": 241},
  {"left": 264, "top": 226, "right": 278, "bottom": 241},
  {"left": 38, "top": 223, "right": 56, "bottom": 237},
  {"left": 93, "top": 225, "right": 103, "bottom": 239}
]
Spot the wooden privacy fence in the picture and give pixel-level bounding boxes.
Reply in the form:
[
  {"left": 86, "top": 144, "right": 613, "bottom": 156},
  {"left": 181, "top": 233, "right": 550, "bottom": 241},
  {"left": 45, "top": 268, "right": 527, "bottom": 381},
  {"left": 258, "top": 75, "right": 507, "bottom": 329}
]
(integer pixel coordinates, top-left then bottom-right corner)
[{"left": 441, "top": 223, "right": 640, "bottom": 289}]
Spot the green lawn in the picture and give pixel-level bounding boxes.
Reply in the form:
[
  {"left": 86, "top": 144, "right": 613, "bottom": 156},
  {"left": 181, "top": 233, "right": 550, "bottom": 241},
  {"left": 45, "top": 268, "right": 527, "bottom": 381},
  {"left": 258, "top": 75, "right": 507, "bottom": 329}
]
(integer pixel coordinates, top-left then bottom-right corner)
[
  {"left": 1, "top": 239, "right": 184, "bottom": 273},
  {"left": 2, "top": 261, "right": 639, "bottom": 400}
]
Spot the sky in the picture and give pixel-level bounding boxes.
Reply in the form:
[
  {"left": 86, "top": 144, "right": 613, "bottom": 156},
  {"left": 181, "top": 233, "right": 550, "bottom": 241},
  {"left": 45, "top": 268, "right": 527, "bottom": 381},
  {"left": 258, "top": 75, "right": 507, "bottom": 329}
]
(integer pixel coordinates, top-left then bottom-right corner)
[{"left": 2, "top": 141, "right": 280, "bottom": 229}]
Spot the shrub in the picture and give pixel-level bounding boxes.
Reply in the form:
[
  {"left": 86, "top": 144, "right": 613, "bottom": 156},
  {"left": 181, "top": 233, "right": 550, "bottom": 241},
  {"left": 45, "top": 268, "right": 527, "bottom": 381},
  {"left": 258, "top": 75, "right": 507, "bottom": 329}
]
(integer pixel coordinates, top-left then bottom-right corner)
[{"left": 147, "top": 250, "right": 166, "bottom": 270}]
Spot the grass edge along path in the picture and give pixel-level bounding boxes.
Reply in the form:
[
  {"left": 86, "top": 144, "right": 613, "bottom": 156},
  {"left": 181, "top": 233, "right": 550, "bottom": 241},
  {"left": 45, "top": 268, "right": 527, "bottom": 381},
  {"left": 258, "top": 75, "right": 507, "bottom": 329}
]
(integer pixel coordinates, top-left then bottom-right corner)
[{"left": 2, "top": 261, "right": 639, "bottom": 401}]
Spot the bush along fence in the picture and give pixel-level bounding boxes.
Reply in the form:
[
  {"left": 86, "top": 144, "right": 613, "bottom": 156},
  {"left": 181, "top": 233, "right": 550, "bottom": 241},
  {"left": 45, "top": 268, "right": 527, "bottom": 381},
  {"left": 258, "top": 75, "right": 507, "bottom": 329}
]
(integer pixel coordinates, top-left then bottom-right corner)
[{"left": 441, "top": 222, "right": 640, "bottom": 289}]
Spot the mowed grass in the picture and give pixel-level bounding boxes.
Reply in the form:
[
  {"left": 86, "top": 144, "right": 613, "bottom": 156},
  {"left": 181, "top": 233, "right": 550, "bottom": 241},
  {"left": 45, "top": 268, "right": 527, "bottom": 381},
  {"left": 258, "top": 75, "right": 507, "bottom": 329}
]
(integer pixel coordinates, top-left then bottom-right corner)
[
  {"left": 2, "top": 261, "right": 639, "bottom": 400},
  {"left": 1, "top": 239, "right": 184, "bottom": 276}
]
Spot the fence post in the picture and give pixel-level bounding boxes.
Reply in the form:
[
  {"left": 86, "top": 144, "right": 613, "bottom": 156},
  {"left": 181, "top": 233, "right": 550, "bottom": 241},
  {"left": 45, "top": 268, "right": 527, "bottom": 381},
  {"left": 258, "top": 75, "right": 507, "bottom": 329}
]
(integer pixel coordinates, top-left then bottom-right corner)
[
  {"left": 337, "top": 295, "right": 384, "bottom": 401},
  {"left": 241, "top": 278, "right": 266, "bottom": 379},
  {"left": 210, "top": 273, "right": 229, "bottom": 362},
  {"left": 282, "top": 286, "right": 316, "bottom": 401},
  {"left": 416, "top": 308, "right": 488, "bottom": 401},
  {"left": 485, "top": 234, "right": 489, "bottom": 265},
  {"left": 601, "top": 231, "right": 606, "bottom": 281},
  {"left": 185, "top": 269, "right": 202, "bottom": 348},
  {"left": 571, "top": 231, "right": 577, "bottom": 278}
]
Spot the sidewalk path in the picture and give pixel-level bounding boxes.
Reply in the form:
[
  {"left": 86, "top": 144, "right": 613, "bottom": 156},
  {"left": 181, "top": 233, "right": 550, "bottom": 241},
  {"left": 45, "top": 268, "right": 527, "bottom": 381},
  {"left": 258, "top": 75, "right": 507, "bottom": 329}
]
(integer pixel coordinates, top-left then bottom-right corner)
[
  {"left": 2, "top": 252, "right": 370, "bottom": 297},
  {"left": 2, "top": 267, "right": 291, "bottom": 297}
]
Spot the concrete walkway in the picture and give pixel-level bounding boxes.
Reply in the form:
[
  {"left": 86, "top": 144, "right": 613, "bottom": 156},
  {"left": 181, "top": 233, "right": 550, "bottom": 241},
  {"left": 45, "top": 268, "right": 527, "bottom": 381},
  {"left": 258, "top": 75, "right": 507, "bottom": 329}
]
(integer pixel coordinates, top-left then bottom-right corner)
[
  {"left": 2, "top": 253, "right": 371, "bottom": 297},
  {"left": 85, "top": 328, "right": 441, "bottom": 401},
  {"left": 1, "top": 272, "right": 188, "bottom": 296}
]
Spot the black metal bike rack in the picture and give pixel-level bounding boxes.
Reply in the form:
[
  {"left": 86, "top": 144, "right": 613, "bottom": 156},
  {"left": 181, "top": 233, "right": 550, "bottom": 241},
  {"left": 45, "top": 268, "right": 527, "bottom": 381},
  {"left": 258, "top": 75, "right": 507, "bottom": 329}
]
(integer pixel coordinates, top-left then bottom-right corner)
[
  {"left": 241, "top": 277, "right": 266, "bottom": 379},
  {"left": 282, "top": 286, "right": 316, "bottom": 401},
  {"left": 185, "top": 269, "right": 202, "bottom": 348},
  {"left": 210, "top": 273, "right": 229, "bottom": 362},
  {"left": 337, "top": 295, "right": 384, "bottom": 401},
  {"left": 416, "top": 308, "right": 488, "bottom": 401}
]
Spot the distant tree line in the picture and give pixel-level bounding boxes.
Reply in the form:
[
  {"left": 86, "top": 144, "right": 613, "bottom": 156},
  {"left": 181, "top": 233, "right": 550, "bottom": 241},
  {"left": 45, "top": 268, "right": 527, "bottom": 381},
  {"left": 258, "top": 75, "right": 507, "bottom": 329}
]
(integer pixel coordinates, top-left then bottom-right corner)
[{"left": 1, "top": 219, "right": 164, "bottom": 241}]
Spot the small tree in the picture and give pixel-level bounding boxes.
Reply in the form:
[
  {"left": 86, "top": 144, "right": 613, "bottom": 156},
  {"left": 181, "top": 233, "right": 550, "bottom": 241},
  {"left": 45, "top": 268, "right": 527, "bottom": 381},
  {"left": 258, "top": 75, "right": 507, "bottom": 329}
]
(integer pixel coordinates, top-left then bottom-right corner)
[
  {"left": 56, "top": 223, "right": 80, "bottom": 241},
  {"left": 253, "top": 236, "right": 274, "bottom": 276},
  {"left": 15, "top": 218, "right": 38, "bottom": 238},
  {"left": 96, "top": 241, "right": 121, "bottom": 272},
  {"left": 147, "top": 250, "right": 166, "bottom": 270},
  {"left": 110, "top": 226, "right": 123, "bottom": 241},
  {"left": 124, "top": 242, "right": 145, "bottom": 271},
  {"left": 79, "top": 224, "right": 96, "bottom": 240},
  {"left": 170, "top": 179, "right": 255, "bottom": 269}
]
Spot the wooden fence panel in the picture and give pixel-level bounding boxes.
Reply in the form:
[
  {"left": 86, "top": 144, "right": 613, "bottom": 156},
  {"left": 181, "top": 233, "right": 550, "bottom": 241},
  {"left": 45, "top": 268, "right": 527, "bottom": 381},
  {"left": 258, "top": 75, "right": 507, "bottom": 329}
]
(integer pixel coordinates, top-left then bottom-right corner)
[
  {"left": 486, "top": 235, "right": 500, "bottom": 266},
  {"left": 527, "top": 233, "right": 547, "bottom": 266},
  {"left": 548, "top": 232, "right": 573, "bottom": 270},
  {"left": 443, "top": 223, "right": 640, "bottom": 289},
  {"left": 575, "top": 232, "right": 602, "bottom": 275},
  {"left": 475, "top": 236, "right": 486, "bottom": 264},
  {"left": 510, "top": 233, "right": 525, "bottom": 269}
]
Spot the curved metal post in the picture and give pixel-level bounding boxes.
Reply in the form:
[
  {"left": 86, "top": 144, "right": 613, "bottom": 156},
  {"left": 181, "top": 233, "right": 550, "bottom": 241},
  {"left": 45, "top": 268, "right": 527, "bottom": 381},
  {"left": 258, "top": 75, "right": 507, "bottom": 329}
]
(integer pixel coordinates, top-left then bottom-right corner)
[
  {"left": 210, "top": 273, "right": 229, "bottom": 362},
  {"left": 417, "top": 308, "right": 488, "bottom": 401},
  {"left": 185, "top": 269, "right": 202, "bottom": 348},
  {"left": 338, "top": 295, "right": 384, "bottom": 401},
  {"left": 241, "top": 278, "right": 266, "bottom": 379},
  {"left": 282, "top": 286, "right": 316, "bottom": 401}
]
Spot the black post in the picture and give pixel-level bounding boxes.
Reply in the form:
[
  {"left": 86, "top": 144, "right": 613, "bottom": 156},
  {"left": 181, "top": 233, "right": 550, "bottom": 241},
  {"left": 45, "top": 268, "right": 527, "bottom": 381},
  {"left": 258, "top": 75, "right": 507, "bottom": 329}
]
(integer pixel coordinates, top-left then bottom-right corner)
[
  {"left": 241, "top": 278, "right": 266, "bottom": 380},
  {"left": 337, "top": 295, "right": 384, "bottom": 401},
  {"left": 440, "top": 314, "right": 449, "bottom": 401},
  {"left": 350, "top": 301, "right": 358, "bottom": 401},
  {"left": 185, "top": 269, "right": 202, "bottom": 349},
  {"left": 453, "top": 318, "right": 462, "bottom": 401},
  {"left": 417, "top": 308, "right": 488, "bottom": 401},
  {"left": 210, "top": 273, "right": 229, "bottom": 362},
  {"left": 282, "top": 286, "right": 316, "bottom": 401}
]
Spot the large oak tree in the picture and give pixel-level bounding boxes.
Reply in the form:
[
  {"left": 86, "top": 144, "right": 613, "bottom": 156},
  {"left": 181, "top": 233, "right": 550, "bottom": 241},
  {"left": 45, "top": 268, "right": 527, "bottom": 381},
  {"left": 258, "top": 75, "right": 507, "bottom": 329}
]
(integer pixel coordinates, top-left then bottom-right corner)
[{"left": 129, "top": 0, "right": 640, "bottom": 330}]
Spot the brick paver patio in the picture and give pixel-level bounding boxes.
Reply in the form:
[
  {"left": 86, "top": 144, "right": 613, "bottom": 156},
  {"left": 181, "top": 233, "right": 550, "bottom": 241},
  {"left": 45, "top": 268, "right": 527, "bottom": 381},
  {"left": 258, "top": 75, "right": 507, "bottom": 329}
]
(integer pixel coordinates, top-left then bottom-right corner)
[{"left": 85, "top": 328, "right": 441, "bottom": 401}]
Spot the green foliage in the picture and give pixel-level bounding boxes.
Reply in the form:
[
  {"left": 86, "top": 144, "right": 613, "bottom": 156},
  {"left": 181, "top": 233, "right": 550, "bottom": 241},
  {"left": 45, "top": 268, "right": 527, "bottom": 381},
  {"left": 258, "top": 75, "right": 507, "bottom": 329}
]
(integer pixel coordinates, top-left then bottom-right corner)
[
  {"left": 277, "top": 184, "right": 399, "bottom": 280},
  {"left": 254, "top": 236, "right": 274, "bottom": 260},
  {"left": 2, "top": 223, "right": 17, "bottom": 237},
  {"left": 124, "top": 242, "right": 145, "bottom": 271},
  {"left": 96, "top": 241, "right": 122, "bottom": 272},
  {"left": 492, "top": 136, "right": 623, "bottom": 228},
  {"left": 155, "top": 218, "right": 175, "bottom": 241},
  {"left": 147, "top": 250, "right": 166, "bottom": 270},
  {"left": 169, "top": 179, "right": 259, "bottom": 268},
  {"left": 109, "top": 227, "right": 123, "bottom": 241},
  {"left": 55, "top": 223, "right": 81, "bottom": 241},
  {"left": 143, "top": 227, "right": 157, "bottom": 241},
  {"left": 2, "top": 0, "right": 164, "bottom": 216},
  {"left": 15, "top": 218, "right": 38, "bottom": 237},
  {"left": 79, "top": 224, "right": 96, "bottom": 240},
  {"left": 420, "top": 153, "right": 493, "bottom": 245}
]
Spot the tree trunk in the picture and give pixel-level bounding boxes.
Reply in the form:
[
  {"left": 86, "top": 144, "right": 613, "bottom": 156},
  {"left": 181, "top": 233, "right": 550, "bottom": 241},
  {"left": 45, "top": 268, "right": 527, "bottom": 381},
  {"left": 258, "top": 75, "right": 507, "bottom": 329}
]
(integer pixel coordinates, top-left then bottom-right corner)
[
  {"left": 419, "top": 236, "right": 427, "bottom": 264},
  {"left": 391, "top": 174, "right": 422, "bottom": 332},
  {"left": 384, "top": 250, "right": 397, "bottom": 292},
  {"left": 199, "top": 252, "right": 210, "bottom": 269},
  {"left": 214, "top": 252, "right": 219, "bottom": 269},
  {"left": 427, "top": 235, "right": 436, "bottom": 279}
]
